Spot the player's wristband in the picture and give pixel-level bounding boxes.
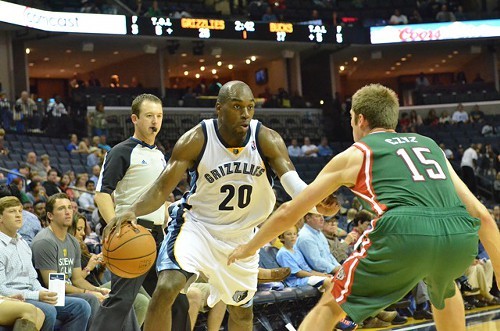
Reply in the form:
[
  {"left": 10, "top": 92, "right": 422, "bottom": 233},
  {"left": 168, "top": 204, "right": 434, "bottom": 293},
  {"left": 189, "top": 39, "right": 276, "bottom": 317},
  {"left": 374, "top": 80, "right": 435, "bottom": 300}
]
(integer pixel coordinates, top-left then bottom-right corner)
[{"left": 280, "top": 171, "right": 307, "bottom": 198}]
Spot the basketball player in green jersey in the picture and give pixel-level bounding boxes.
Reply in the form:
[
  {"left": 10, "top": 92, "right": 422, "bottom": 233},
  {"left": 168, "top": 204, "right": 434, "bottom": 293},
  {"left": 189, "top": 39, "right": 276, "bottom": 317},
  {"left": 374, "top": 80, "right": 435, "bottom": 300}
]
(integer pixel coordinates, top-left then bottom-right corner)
[{"left": 229, "top": 84, "right": 500, "bottom": 331}]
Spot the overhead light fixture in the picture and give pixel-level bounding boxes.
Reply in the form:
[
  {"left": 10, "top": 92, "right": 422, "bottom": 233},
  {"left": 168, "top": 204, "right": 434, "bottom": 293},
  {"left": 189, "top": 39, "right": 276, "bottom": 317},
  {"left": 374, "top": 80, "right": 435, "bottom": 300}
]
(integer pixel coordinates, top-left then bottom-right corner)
[
  {"left": 28, "top": 62, "right": 34, "bottom": 67},
  {"left": 43, "top": 57, "right": 50, "bottom": 61},
  {"left": 396, "top": 62, "right": 401, "bottom": 66},
  {"left": 211, "top": 69, "right": 217, "bottom": 74},
  {"left": 199, "top": 59, "right": 205, "bottom": 63},
  {"left": 211, "top": 47, "right": 222, "bottom": 57},
  {"left": 182, "top": 64, "right": 187, "bottom": 68},
  {"left": 184, "top": 71, "right": 188, "bottom": 76},
  {"left": 390, "top": 66, "right": 395, "bottom": 70},
  {"left": 385, "top": 71, "right": 390, "bottom": 74},
  {"left": 245, "top": 59, "right": 251, "bottom": 64},
  {"left": 228, "top": 64, "right": 234, "bottom": 69},
  {"left": 90, "top": 58, "right": 96, "bottom": 62},
  {"left": 60, "top": 69, "right": 65, "bottom": 72},
  {"left": 217, "top": 61, "right": 222, "bottom": 66},
  {"left": 453, "top": 50, "right": 459, "bottom": 54},
  {"left": 195, "top": 73, "right": 200, "bottom": 78},
  {"left": 200, "top": 66, "right": 205, "bottom": 71},
  {"left": 82, "top": 42, "right": 94, "bottom": 52},
  {"left": 250, "top": 55, "right": 256, "bottom": 61},
  {"left": 25, "top": 48, "right": 30, "bottom": 54},
  {"left": 401, "top": 57, "right": 406, "bottom": 61},
  {"left": 352, "top": 56, "right": 358, "bottom": 62},
  {"left": 441, "top": 59, "right": 446, "bottom": 63},
  {"left": 113, "top": 51, "right": 119, "bottom": 55},
  {"left": 181, "top": 53, "right": 187, "bottom": 57},
  {"left": 143, "top": 44, "right": 157, "bottom": 54},
  {"left": 75, "top": 64, "right": 80, "bottom": 68},
  {"left": 65, "top": 49, "right": 72, "bottom": 53},
  {"left": 215, "top": 54, "right": 221, "bottom": 58},
  {"left": 339, "top": 65, "right": 345, "bottom": 71}
]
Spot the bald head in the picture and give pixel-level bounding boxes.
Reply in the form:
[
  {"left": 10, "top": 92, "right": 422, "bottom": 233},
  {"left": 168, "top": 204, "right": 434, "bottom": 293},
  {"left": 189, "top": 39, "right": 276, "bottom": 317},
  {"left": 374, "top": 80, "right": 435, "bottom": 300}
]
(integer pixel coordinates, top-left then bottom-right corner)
[{"left": 216, "top": 81, "right": 253, "bottom": 105}]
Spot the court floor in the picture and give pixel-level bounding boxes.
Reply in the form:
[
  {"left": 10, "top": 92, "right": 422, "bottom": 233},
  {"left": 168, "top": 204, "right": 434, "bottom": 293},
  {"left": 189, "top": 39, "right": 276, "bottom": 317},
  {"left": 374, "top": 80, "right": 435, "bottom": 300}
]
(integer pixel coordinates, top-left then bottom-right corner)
[{"left": 364, "top": 306, "right": 500, "bottom": 330}]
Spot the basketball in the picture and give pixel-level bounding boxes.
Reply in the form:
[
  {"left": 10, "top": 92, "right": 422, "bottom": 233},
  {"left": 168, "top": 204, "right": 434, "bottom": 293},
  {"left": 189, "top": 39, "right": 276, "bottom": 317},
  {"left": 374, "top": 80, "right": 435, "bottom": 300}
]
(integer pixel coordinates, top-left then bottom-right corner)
[{"left": 102, "top": 223, "right": 157, "bottom": 278}]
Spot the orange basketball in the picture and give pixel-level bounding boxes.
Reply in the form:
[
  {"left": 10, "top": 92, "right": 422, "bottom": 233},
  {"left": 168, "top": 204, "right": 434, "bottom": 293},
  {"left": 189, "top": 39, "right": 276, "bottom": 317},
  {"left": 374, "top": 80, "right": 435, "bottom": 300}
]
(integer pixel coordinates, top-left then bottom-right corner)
[{"left": 102, "top": 224, "right": 157, "bottom": 278}]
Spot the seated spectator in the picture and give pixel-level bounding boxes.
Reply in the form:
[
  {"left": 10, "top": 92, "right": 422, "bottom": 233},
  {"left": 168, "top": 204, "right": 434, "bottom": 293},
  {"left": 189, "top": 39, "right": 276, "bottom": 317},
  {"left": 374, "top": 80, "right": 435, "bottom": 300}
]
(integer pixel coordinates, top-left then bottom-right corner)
[
  {"left": 144, "top": 0, "right": 163, "bottom": 17},
  {"left": 69, "top": 213, "right": 151, "bottom": 327},
  {"left": 322, "top": 217, "right": 349, "bottom": 263},
  {"left": 26, "top": 152, "right": 46, "bottom": 180},
  {"left": 69, "top": 73, "right": 85, "bottom": 89},
  {"left": 33, "top": 201, "right": 46, "bottom": 226},
  {"left": 66, "top": 133, "right": 79, "bottom": 153},
  {"left": 87, "top": 71, "right": 101, "bottom": 87},
  {"left": 287, "top": 138, "right": 303, "bottom": 157},
  {"left": 439, "top": 110, "right": 451, "bottom": 124},
  {"left": 98, "top": 135, "right": 111, "bottom": 152},
  {"left": 473, "top": 73, "right": 485, "bottom": 83},
  {"left": 6, "top": 163, "right": 30, "bottom": 186},
  {"left": 470, "top": 104, "right": 485, "bottom": 123},
  {"left": 464, "top": 242, "right": 500, "bottom": 305},
  {"left": 399, "top": 112, "right": 410, "bottom": 132},
  {"left": 436, "top": 4, "right": 456, "bottom": 22},
  {"left": 409, "top": 8, "right": 423, "bottom": 24},
  {"left": 81, "top": 0, "right": 100, "bottom": 13},
  {"left": 78, "top": 180, "right": 96, "bottom": 212},
  {"left": 40, "top": 154, "right": 52, "bottom": 179},
  {"left": 295, "top": 212, "right": 341, "bottom": 275},
  {"left": 32, "top": 194, "right": 110, "bottom": 326},
  {"left": 276, "top": 225, "right": 332, "bottom": 288},
  {"left": 317, "top": 137, "right": 334, "bottom": 157},
  {"left": 26, "top": 180, "right": 48, "bottom": 204},
  {"left": 89, "top": 165, "right": 101, "bottom": 185},
  {"left": 129, "top": 76, "right": 143, "bottom": 88},
  {"left": 301, "top": 137, "right": 318, "bottom": 157},
  {"left": 452, "top": 103, "right": 469, "bottom": 123},
  {"left": 72, "top": 173, "right": 89, "bottom": 201},
  {"left": 0, "top": 196, "right": 91, "bottom": 331},
  {"left": 0, "top": 129, "right": 9, "bottom": 156},
  {"left": 345, "top": 210, "right": 373, "bottom": 248},
  {"left": 439, "top": 143, "right": 454, "bottom": 160},
  {"left": 87, "top": 147, "right": 102, "bottom": 169},
  {"left": 424, "top": 108, "right": 439, "bottom": 126},
  {"left": 109, "top": 74, "right": 120, "bottom": 88},
  {"left": 262, "top": 6, "right": 277, "bottom": 22},
  {"left": 186, "top": 280, "right": 226, "bottom": 331},
  {"left": 454, "top": 5, "right": 467, "bottom": 20},
  {"left": 389, "top": 9, "right": 408, "bottom": 25},
  {"left": 42, "top": 169, "right": 62, "bottom": 197},
  {"left": 409, "top": 110, "right": 423, "bottom": 132},
  {"left": 59, "top": 173, "right": 75, "bottom": 201},
  {"left": 0, "top": 295, "right": 45, "bottom": 330},
  {"left": 88, "top": 102, "right": 108, "bottom": 137}
]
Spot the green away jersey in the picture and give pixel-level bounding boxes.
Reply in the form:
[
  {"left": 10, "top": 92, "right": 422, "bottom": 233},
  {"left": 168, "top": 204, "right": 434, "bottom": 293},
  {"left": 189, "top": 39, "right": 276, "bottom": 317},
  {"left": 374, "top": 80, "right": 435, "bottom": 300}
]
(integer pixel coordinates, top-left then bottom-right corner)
[{"left": 351, "top": 131, "right": 464, "bottom": 216}]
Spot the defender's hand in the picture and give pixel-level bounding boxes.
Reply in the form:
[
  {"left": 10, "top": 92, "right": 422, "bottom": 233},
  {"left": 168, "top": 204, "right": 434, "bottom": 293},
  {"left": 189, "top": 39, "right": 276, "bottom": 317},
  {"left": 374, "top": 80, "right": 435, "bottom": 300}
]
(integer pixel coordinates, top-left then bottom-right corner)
[
  {"left": 316, "top": 194, "right": 340, "bottom": 216},
  {"left": 103, "top": 211, "right": 137, "bottom": 242},
  {"left": 228, "top": 244, "right": 253, "bottom": 265}
]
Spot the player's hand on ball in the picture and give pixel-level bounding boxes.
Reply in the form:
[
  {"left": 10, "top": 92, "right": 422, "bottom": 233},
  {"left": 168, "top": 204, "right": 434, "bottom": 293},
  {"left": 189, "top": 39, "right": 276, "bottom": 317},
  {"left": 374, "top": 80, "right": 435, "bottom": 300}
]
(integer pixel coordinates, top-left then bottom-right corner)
[
  {"left": 227, "top": 244, "right": 252, "bottom": 265},
  {"left": 316, "top": 194, "right": 340, "bottom": 216},
  {"left": 103, "top": 211, "right": 138, "bottom": 241}
]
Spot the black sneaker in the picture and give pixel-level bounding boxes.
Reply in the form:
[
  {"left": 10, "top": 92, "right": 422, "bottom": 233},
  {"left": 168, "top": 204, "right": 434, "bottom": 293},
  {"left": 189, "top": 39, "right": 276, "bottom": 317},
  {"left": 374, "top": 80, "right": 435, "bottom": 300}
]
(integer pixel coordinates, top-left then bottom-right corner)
[
  {"left": 413, "top": 309, "right": 433, "bottom": 320},
  {"left": 391, "top": 315, "right": 408, "bottom": 325},
  {"left": 460, "top": 280, "right": 479, "bottom": 293}
]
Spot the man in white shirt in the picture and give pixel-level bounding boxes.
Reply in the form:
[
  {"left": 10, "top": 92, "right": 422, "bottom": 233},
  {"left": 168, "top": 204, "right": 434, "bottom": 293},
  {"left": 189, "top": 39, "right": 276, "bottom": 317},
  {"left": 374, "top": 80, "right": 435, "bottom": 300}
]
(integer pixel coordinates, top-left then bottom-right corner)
[
  {"left": 287, "top": 138, "right": 303, "bottom": 157},
  {"left": 461, "top": 144, "right": 479, "bottom": 194},
  {"left": 301, "top": 137, "right": 318, "bottom": 157},
  {"left": 452, "top": 103, "right": 469, "bottom": 123}
]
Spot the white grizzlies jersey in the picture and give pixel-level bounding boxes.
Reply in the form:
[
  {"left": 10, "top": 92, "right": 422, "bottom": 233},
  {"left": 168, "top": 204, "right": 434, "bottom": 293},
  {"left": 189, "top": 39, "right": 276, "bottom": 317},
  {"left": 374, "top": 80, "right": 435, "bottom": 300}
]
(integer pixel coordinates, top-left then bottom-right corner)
[{"left": 184, "top": 119, "right": 275, "bottom": 236}]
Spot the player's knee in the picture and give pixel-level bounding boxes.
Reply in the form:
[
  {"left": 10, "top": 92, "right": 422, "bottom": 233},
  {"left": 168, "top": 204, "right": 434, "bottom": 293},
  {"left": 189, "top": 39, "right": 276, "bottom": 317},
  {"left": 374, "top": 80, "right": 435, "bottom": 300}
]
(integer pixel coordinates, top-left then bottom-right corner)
[
  {"left": 19, "top": 304, "right": 38, "bottom": 323},
  {"left": 156, "top": 272, "right": 185, "bottom": 297},
  {"left": 228, "top": 305, "right": 253, "bottom": 323},
  {"left": 187, "top": 287, "right": 203, "bottom": 310}
]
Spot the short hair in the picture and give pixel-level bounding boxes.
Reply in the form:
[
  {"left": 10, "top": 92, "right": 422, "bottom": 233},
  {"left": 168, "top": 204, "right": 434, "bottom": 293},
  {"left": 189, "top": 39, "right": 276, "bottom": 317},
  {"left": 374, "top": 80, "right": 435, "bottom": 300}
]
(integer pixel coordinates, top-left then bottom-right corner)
[
  {"left": 352, "top": 210, "right": 373, "bottom": 226},
  {"left": 0, "top": 196, "right": 22, "bottom": 215},
  {"left": 131, "top": 94, "right": 162, "bottom": 118},
  {"left": 0, "top": 184, "right": 23, "bottom": 201},
  {"left": 0, "top": 128, "right": 5, "bottom": 136},
  {"left": 46, "top": 193, "right": 70, "bottom": 215},
  {"left": 85, "top": 180, "right": 94, "bottom": 187},
  {"left": 216, "top": 81, "right": 252, "bottom": 105},
  {"left": 278, "top": 225, "right": 298, "bottom": 241},
  {"left": 351, "top": 84, "right": 399, "bottom": 130}
]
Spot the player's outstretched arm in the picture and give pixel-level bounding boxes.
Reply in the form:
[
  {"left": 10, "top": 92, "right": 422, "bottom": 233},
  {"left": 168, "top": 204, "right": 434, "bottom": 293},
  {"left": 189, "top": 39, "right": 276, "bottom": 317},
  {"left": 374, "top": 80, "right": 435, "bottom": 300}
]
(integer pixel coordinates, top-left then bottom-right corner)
[
  {"left": 258, "top": 126, "right": 340, "bottom": 215},
  {"left": 446, "top": 160, "right": 500, "bottom": 288},
  {"left": 131, "top": 125, "right": 205, "bottom": 217},
  {"left": 228, "top": 147, "right": 363, "bottom": 264}
]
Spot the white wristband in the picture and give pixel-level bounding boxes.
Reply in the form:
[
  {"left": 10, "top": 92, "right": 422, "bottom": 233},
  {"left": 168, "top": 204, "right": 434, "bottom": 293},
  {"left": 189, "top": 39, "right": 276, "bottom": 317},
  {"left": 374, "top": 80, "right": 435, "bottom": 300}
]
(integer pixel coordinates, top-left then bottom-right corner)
[{"left": 280, "top": 171, "right": 307, "bottom": 198}]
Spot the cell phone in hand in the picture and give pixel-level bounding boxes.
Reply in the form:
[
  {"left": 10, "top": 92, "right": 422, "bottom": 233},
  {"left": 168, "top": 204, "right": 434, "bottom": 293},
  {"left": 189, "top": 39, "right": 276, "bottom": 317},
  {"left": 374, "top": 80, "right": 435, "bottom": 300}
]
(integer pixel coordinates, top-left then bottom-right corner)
[{"left": 48, "top": 273, "right": 65, "bottom": 306}]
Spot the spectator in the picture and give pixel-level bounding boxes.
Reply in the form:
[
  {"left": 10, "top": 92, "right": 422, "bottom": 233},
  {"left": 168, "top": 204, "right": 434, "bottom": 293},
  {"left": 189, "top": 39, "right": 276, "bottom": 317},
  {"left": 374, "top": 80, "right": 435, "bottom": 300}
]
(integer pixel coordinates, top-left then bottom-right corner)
[
  {"left": 87, "top": 147, "right": 102, "bottom": 169},
  {"left": 295, "top": 212, "right": 341, "bottom": 275},
  {"left": 109, "top": 74, "right": 120, "bottom": 88},
  {"left": 69, "top": 73, "right": 85, "bottom": 89},
  {"left": 452, "top": 103, "right": 469, "bottom": 123},
  {"left": 317, "top": 137, "right": 334, "bottom": 157},
  {"left": 42, "top": 169, "right": 62, "bottom": 197},
  {"left": 473, "top": 73, "right": 485, "bottom": 83},
  {"left": 0, "top": 196, "right": 91, "bottom": 331},
  {"left": 409, "top": 110, "right": 423, "bottom": 132},
  {"left": 454, "top": 5, "right": 467, "bottom": 20},
  {"left": 344, "top": 210, "right": 372, "bottom": 247},
  {"left": 470, "top": 105, "right": 485, "bottom": 123},
  {"left": 415, "top": 72, "right": 430, "bottom": 90},
  {"left": 46, "top": 96, "right": 68, "bottom": 137},
  {"left": 89, "top": 165, "right": 101, "bottom": 185},
  {"left": 301, "top": 136, "right": 318, "bottom": 157},
  {"left": 389, "top": 9, "right": 408, "bottom": 24},
  {"left": 436, "top": 4, "right": 456, "bottom": 21},
  {"left": 14, "top": 91, "right": 40, "bottom": 133},
  {"left": 97, "top": 135, "right": 111, "bottom": 153},
  {"left": 287, "top": 138, "right": 303, "bottom": 157},
  {"left": 439, "top": 143, "right": 454, "bottom": 160},
  {"left": 399, "top": 112, "right": 410, "bottom": 132},
  {"left": 461, "top": 143, "right": 480, "bottom": 195},
  {"left": 26, "top": 180, "right": 48, "bottom": 204},
  {"left": 33, "top": 201, "right": 46, "bottom": 225},
  {"left": 456, "top": 71, "right": 467, "bottom": 84},
  {"left": 322, "top": 217, "right": 349, "bottom": 263},
  {"left": 67, "top": 134, "right": 80, "bottom": 153},
  {"left": 40, "top": 155, "right": 52, "bottom": 179},
  {"left": 59, "top": 174, "right": 75, "bottom": 201},
  {"left": 88, "top": 102, "right": 108, "bottom": 137},
  {"left": 276, "top": 225, "right": 332, "bottom": 288},
  {"left": 6, "top": 163, "right": 30, "bottom": 186},
  {"left": 129, "top": 76, "right": 143, "bottom": 89},
  {"left": 31, "top": 194, "right": 110, "bottom": 327},
  {"left": 409, "top": 8, "right": 423, "bottom": 23},
  {"left": 0, "top": 93, "right": 12, "bottom": 130},
  {"left": 81, "top": 0, "right": 100, "bottom": 13},
  {"left": 78, "top": 137, "right": 91, "bottom": 154},
  {"left": 87, "top": 72, "right": 101, "bottom": 87},
  {"left": 78, "top": 180, "right": 96, "bottom": 212},
  {"left": 464, "top": 242, "right": 499, "bottom": 305},
  {"left": 439, "top": 110, "right": 451, "bottom": 124},
  {"left": 424, "top": 108, "right": 439, "bottom": 126},
  {"left": 26, "top": 152, "right": 46, "bottom": 180},
  {"left": 72, "top": 173, "right": 89, "bottom": 202},
  {"left": 0, "top": 129, "right": 8, "bottom": 157},
  {"left": 262, "top": 6, "right": 277, "bottom": 22},
  {"left": 144, "top": 0, "right": 163, "bottom": 17}
]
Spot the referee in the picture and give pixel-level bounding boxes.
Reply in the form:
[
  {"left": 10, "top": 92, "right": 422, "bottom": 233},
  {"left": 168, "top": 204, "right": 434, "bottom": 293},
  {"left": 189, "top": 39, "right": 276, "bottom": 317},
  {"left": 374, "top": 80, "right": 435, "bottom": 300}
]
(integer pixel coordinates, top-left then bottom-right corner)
[{"left": 90, "top": 94, "right": 190, "bottom": 331}]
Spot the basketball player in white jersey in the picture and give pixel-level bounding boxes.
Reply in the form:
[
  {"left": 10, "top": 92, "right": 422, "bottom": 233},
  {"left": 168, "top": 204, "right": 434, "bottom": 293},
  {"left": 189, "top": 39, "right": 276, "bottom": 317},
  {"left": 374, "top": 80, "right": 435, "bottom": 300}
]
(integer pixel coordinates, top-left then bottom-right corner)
[{"left": 108, "top": 81, "right": 338, "bottom": 331}]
